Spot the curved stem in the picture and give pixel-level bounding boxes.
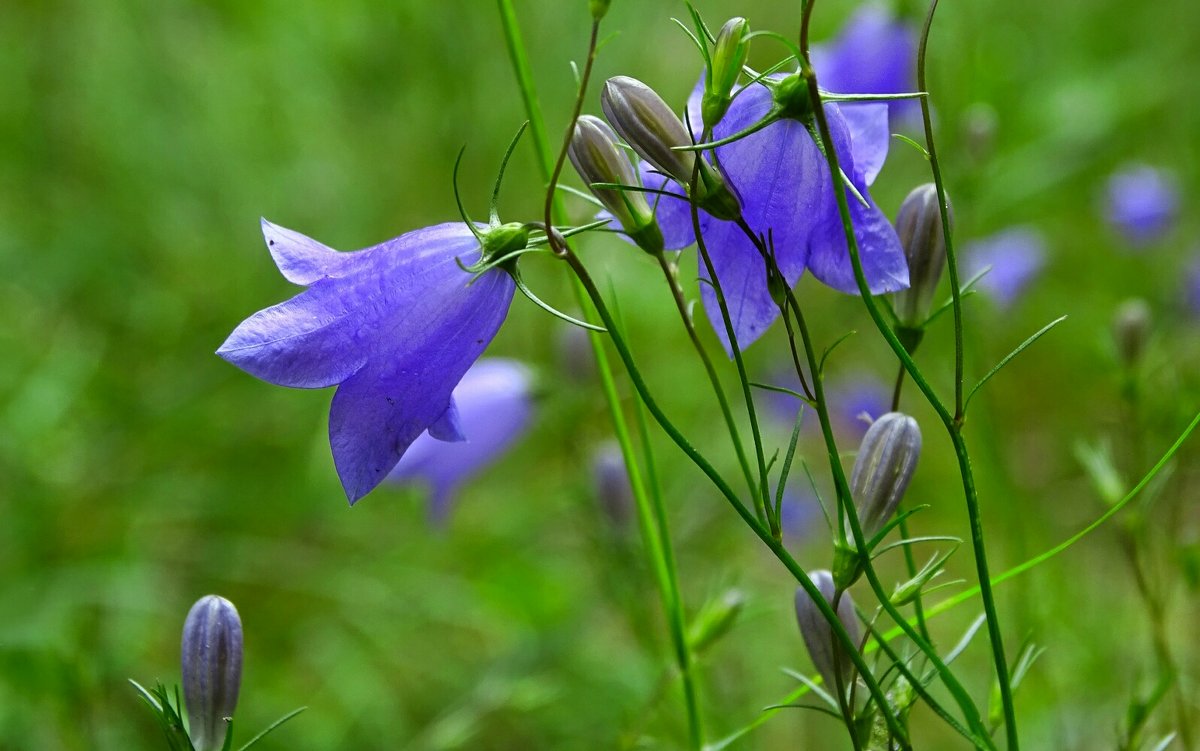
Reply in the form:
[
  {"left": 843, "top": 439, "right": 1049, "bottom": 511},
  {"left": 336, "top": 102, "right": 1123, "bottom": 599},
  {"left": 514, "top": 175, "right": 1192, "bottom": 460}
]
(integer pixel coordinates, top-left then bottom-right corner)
[
  {"left": 562, "top": 248, "right": 911, "bottom": 748},
  {"left": 496, "top": 4, "right": 703, "bottom": 746},
  {"left": 654, "top": 252, "right": 761, "bottom": 518}
]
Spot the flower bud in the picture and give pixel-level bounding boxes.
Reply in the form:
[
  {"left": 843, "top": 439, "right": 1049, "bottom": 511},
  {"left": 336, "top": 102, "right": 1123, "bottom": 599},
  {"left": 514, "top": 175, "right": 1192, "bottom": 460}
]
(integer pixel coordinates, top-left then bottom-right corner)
[
  {"left": 589, "top": 0, "right": 610, "bottom": 21},
  {"left": 601, "top": 76, "right": 740, "bottom": 221},
  {"left": 568, "top": 115, "right": 663, "bottom": 253},
  {"left": 794, "top": 571, "right": 860, "bottom": 692},
  {"left": 702, "top": 17, "right": 750, "bottom": 129},
  {"left": 182, "top": 595, "right": 243, "bottom": 751},
  {"left": 848, "top": 412, "right": 921, "bottom": 541},
  {"left": 1112, "top": 298, "right": 1152, "bottom": 368},
  {"left": 892, "top": 184, "right": 951, "bottom": 329}
]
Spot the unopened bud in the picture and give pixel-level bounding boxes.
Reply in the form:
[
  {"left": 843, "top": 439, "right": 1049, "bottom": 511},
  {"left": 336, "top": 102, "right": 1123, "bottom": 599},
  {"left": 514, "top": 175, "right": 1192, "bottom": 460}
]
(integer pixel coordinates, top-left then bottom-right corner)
[
  {"left": 794, "top": 571, "right": 860, "bottom": 692},
  {"left": 892, "top": 184, "right": 951, "bottom": 329},
  {"left": 568, "top": 115, "right": 663, "bottom": 253},
  {"left": 589, "top": 0, "right": 610, "bottom": 21},
  {"left": 702, "top": 17, "right": 750, "bottom": 129},
  {"left": 1112, "top": 298, "right": 1152, "bottom": 368},
  {"left": 601, "top": 76, "right": 740, "bottom": 221},
  {"left": 848, "top": 412, "right": 921, "bottom": 541},
  {"left": 182, "top": 595, "right": 243, "bottom": 751}
]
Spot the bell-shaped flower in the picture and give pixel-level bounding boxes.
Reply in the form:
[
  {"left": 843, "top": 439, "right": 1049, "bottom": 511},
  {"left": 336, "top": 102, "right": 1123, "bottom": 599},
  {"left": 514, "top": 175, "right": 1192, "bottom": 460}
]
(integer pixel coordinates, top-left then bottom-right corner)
[
  {"left": 962, "top": 226, "right": 1046, "bottom": 309},
  {"left": 809, "top": 4, "right": 919, "bottom": 128},
  {"left": 676, "top": 75, "right": 907, "bottom": 354},
  {"left": 1104, "top": 163, "right": 1179, "bottom": 247},
  {"left": 386, "top": 358, "right": 534, "bottom": 522},
  {"left": 218, "top": 219, "right": 517, "bottom": 503}
]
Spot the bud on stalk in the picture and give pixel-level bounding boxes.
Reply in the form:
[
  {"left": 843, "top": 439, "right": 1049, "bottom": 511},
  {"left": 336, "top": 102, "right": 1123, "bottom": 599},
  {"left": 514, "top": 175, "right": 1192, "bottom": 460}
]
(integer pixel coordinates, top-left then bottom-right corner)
[
  {"left": 600, "top": 76, "right": 740, "bottom": 221},
  {"left": 1112, "top": 298, "right": 1151, "bottom": 368},
  {"left": 892, "top": 184, "right": 951, "bottom": 331},
  {"left": 702, "top": 17, "right": 750, "bottom": 130},
  {"left": 848, "top": 412, "right": 922, "bottom": 542},
  {"left": 182, "top": 595, "right": 243, "bottom": 751},
  {"left": 568, "top": 115, "right": 663, "bottom": 253},
  {"left": 794, "top": 571, "right": 860, "bottom": 693}
]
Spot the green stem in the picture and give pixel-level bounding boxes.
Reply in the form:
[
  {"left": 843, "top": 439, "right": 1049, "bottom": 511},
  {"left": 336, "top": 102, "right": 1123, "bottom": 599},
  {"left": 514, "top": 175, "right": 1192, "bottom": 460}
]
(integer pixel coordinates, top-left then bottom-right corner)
[
  {"left": 562, "top": 248, "right": 911, "bottom": 748},
  {"left": 631, "top": 393, "right": 704, "bottom": 749},
  {"left": 495, "top": 3, "right": 702, "bottom": 745},
  {"left": 654, "top": 252, "right": 760, "bottom": 524},
  {"left": 794, "top": 0, "right": 1018, "bottom": 742}
]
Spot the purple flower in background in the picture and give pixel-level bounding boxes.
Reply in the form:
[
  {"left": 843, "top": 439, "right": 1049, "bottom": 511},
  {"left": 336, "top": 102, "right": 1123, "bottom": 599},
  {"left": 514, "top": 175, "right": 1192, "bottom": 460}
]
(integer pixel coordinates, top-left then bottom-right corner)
[
  {"left": 780, "top": 487, "right": 820, "bottom": 539},
  {"left": 218, "top": 220, "right": 515, "bottom": 504},
  {"left": 827, "top": 378, "right": 891, "bottom": 441},
  {"left": 963, "top": 226, "right": 1047, "bottom": 308},
  {"left": 1104, "top": 164, "right": 1180, "bottom": 247},
  {"left": 387, "top": 358, "right": 533, "bottom": 523},
  {"left": 695, "top": 78, "right": 908, "bottom": 353},
  {"left": 591, "top": 442, "right": 634, "bottom": 530},
  {"left": 810, "top": 4, "right": 919, "bottom": 128}
]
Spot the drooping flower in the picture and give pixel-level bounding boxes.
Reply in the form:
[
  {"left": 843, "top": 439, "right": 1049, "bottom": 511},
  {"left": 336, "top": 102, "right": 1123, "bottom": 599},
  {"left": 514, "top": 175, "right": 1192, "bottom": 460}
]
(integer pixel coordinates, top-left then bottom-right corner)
[
  {"left": 386, "top": 358, "right": 534, "bottom": 522},
  {"left": 1104, "top": 163, "right": 1180, "bottom": 247},
  {"left": 218, "top": 219, "right": 517, "bottom": 503},
  {"left": 598, "top": 73, "right": 906, "bottom": 354},
  {"left": 810, "top": 4, "right": 920, "bottom": 128},
  {"left": 962, "top": 226, "right": 1047, "bottom": 309},
  {"left": 704, "top": 81, "right": 907, "bottom": 353},
  {"left": 182, "top": 595, "right": 243, "bottom": 751}
]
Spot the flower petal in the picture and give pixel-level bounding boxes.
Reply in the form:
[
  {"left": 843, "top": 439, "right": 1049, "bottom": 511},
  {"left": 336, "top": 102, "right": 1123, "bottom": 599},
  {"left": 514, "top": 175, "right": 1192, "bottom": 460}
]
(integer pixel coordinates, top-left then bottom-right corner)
[
  {"left": 427, "top": 397, "right": 466, "bottom": 443},
  {"left": 806, "top": 107, "right": 908, "bottom": 294},
  {"left": 261, "top": 219, "right": 347, "bottom": 285},
  {"left": 216, "top": 283, "right": 369, "bottom": 389},
  {"left": 640, "top": 161, "right": 700, "bottom": 250},
  {"left": 837, "top": 102, "right": 890, "bottom": 186},
  {"left": 698, "top": 219, "right": 789, "bottom": 356}
]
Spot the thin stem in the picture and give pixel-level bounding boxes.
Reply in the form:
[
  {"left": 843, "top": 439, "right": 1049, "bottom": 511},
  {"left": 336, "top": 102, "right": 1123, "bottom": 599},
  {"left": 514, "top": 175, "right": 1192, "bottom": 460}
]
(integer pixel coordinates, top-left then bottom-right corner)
[
  {"left": 631, "top": 395, "right": 704, "bottom": 749},
  {"left": 495, "top": 4, "right": 702, "bottom": 745},
  {"left": 916, "top": 0, "right": 965, "bottom": 423},
  {"left": 687, "top": 129, "right": 774, "bottom": 534},
  {"left": 795, "top": 0, "right": 1019, "bottom": 742},
  {"left": 654, "top": 252, "right": 760, "bottom": 521},
  {"left": 562, "top": 248, "right": 912, "bottom": 748}
]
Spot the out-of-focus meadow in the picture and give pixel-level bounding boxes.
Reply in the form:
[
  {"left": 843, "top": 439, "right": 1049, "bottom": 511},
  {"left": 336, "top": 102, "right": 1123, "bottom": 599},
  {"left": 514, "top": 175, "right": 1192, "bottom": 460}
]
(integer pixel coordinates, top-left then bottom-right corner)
[{"left": 1, "top": 0, "right": 1198, "bottom": 748}]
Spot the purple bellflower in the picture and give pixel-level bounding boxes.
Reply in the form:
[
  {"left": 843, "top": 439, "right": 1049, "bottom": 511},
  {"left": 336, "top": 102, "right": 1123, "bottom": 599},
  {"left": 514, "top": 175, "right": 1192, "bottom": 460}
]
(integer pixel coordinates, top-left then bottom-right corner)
[
  {"left": 1104, "top": 163, "right": 1180, "bottom": 247},
  {"left": 598, "top": 74, "right": 907, "bottom": 354},
  {"left": 962, "top": 226, "right": 1047, "bottom": 309},
  {"left": 694, "top": 77, "right": 907, "bottom": 353},
  {"left": 387, "top": 358, "right": 533, "bottom": 523},
  {"left": 810, "top": 4, "right": 920, "bottom": 129},
  {"left": 218, "top": 220, "right": 519, "bottom": 504}
]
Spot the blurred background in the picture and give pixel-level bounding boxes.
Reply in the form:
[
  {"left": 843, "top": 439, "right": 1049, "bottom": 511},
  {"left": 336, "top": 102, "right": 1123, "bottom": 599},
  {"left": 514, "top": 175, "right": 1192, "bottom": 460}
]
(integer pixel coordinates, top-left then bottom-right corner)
[{"left": 1, "top": 0, "right": 1198, "bottom": 748}]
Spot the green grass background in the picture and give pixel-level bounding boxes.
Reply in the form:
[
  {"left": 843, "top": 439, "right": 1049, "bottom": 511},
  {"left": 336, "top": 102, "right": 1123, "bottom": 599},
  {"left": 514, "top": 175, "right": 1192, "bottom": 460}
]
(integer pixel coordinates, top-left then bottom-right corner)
[{"left": 1, "top": 0, "right": 1198, "bottom": 748}]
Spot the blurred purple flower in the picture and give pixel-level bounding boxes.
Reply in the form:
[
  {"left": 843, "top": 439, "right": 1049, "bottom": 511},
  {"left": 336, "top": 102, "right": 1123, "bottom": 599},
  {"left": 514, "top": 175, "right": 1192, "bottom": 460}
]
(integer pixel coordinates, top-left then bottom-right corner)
[
  {"left": 827, "top": 378, "right": 891, "bottom": 441},
  {"left": 962, "top": 227, "right": 1047, "bottom": 308},
  {"left": 218, "top": 220, "right": 514, "bottom": 504},
  {"left": 387, "top": 358, "right": 534, "bottom": 523},
  {"left": 780, "top": 487, "right": 820, "bottom": 539},
  {"left": 591, "top": 442, "right": 634, "bottom": 530},
  {"left": 1104, "top": 164, "right": 1180, "bottom": 247},
  {"left": 810, "top": 4, "right": 920, "bottom": 128},
  {"left": 695, "top": 78, "right": 908, "bottom": 354}
]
